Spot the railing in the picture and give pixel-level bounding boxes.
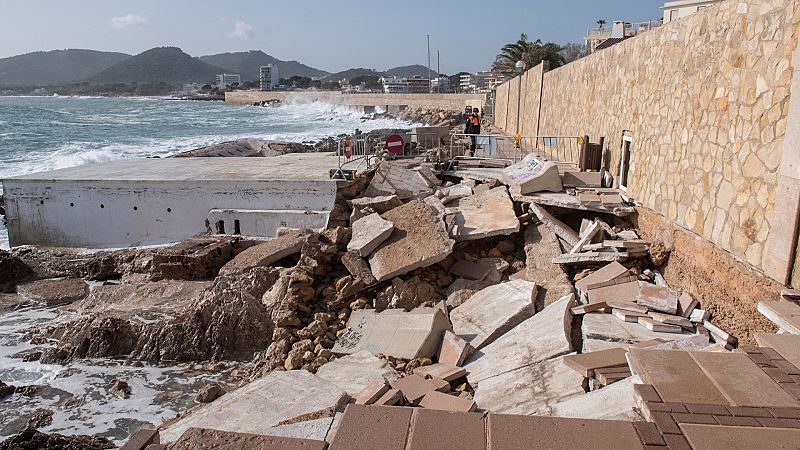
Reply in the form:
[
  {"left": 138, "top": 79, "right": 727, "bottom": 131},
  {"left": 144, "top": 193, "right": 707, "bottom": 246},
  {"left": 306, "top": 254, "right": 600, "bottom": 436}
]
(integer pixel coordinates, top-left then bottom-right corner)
[
  {"left": 444, "top": 133, "right": 584, "bottom": 171},
  {"left": 332, "top": 130, "right": 451, "bottom": 178}
]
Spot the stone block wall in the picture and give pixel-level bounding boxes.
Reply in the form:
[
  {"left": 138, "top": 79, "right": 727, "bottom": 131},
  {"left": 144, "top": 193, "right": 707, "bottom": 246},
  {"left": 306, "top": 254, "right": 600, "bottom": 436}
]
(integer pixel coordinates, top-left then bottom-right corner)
[
  {"left": 494, "top": 0, "right": 800, "bottom": 283},
  {"left": 225, "top": 91, "right": 487, "bottom": 112}
]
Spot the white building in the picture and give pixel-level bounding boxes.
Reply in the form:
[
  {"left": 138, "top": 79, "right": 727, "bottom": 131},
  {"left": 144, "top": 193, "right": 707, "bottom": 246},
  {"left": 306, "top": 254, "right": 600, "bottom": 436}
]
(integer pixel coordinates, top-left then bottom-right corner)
[
  {"left": 216, "top": 73, "right": 241, "bottom": 87},
  {"left": 460, "top": 73, "right": 485, "bottom": 93},
  {"left": 663, "top": 0, "right": 722, "bottom": 23},
  {"left": 584, "top": 20, "right": 663, "bottom": 54},
  {"left": 431, "top": 76, "right": 451, "bottom": 93},
  {"left": 380, "top": 76, "right": 410, "bottom": 94},
  {"left": 259, "top": 65, "right": 280, "bottom": 91}
]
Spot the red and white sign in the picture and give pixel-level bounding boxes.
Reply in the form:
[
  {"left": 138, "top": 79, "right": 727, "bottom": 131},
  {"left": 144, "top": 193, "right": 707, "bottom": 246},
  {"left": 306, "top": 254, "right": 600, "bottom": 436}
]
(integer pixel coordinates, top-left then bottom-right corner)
[
  {"left": 384, "top": 134, "right": 404, "bottom": 155},
  {"left": 343, "top": 138, "right": 353, "bottom": 158}
]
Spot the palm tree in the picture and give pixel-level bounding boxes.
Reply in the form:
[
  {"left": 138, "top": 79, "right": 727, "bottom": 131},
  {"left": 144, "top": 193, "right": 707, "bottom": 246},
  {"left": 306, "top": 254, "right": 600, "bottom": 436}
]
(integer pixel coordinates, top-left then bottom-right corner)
[
  {"left": 597, "top": 19, "right": 607, "bottom": 29},
  {"left": 491, "top": 34, "right": 565, "bottom": 77}
]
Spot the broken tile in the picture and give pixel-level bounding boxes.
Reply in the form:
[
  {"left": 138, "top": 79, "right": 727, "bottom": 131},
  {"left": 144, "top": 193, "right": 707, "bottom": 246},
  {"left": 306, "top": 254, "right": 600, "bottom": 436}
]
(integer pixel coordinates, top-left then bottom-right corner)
[
  {"left": 504, "top": 154, "right": 563, "bottom": 194},
  {"left": 563, "top": 347, "right": 629, "bottom": 377},
  {"left": 571, "top": 302, "right": 608, "bottom": 315},
  {"left": 448, "top": 186, "right": 520, "bottom": 242},
  {"left": 451, "top": 280, "right": 536, "bottom": 351},
  {"left": 529, "top": 204, "right": 579, "bottom": 247},
  {"left": 219, "top": 230, "right": 308, "bottom": 275},
  {"left": 648, "top": 312, "right": 693, "bottom": 329},
  {"left": 368, "top": 200, "right": 454, "bottom": 282},
  {"left": 690, "top": 309, "right": 711, "bottom": 324},
  {"left": 418, "top": 391, "right": 477, "bottom": 412},
  {"left": 636, "top": 284, "right": 679, "bottom": 314},
  {"left": 607, "top": 299, "right": 649, "bottom": 314},
  {"left": 678, "top": 292, "right": 699, "bottom": 318},
  {"left": 354, "top": 381, "right": 389, "bottom": 405},
  {"left": 365, "top": 161, "right": 435, "bottom": 200},
  {"left": 347, "top": 213, "right": 394, "bottom": 257},
  {"left": 638, "top": 317, "right": 684, "bottom": 334},
  {"left": 582, "top": 313, "right": 689, "bottom": 353},
  {"left": 551, "top": 376, "right": 643, "bottom": 421},
  {"left": 465, "top": 294, "right": 574, "bottom": 384},
  {"left": 569, "top": 221, "right": 601, "bottom": 253},
  {"left": 553, "top": 251, "right": 629, "bottom": 266},
  {"left": 758, "top": 301, "right": 800, "bottom": 334},
  {"left": 169, "top": 429, "right": 327, "bottom": 450},
  {"left": 332, "top": 308, "right": 451, "bottom": 360},
  {"left": 374, "top": 389, "right": 404, "bottom": 406},
  {"left": 703, "top": 320, "right": 738, "bottom": 345},
  {"left": 316, "top": 351, "right": 400, "bottom": 397},
  {"left": 390, "top": 375, "right": 443, "bottom": 405},
  {"left": 449, "top": 259, "right": 492, "bottom": 281},
  {"left": 613, "top": 308, "right": 649, "bottom": 323},
  {"left": 413, "top": 363, "right": 467, "bottom": 382},
  {"left": 437, "top": 331, "right": 474, "bottom": 367}
]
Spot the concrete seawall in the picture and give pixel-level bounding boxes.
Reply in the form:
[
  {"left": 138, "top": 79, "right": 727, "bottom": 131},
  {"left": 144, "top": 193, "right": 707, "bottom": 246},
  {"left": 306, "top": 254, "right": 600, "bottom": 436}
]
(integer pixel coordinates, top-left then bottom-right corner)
[{"left": 225, "top": 91, "right": 487, "bottom": 113}]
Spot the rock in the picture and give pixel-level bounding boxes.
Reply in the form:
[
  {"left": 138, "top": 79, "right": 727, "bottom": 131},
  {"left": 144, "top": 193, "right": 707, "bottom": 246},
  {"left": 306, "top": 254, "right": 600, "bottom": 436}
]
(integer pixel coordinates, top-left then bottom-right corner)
[
  {"left": 504, "top": 154, "right": 563, "bottom": 194},
  {"left": 451, "top": 280, "right": 537, "bottom": 351},
  {"left": 219, "top": 230, "right": 309, "bottom": 275},
  {"left": 347, "top": 213, "right": 395, "bottom": 257},
  {"left": 0, "top": 249, "right": 32, "bottom": 293},
  {"left": 316, "top": 351, "right": 401, "bottom": 397},
  {"left": 108, "top": 379, "right": 131, "bottom": 399},
  {"left": 151, "top": 237, "right": 237, "bottom": 281},
  {"left": 446, "top": 289, "right": 478, "bottom": 309},
  {"left": 0, "top": 428, "right": 115, "bottom": 450},
  {"left": 196, "top": 383, "right": 227, "bottom": 403},
  {"left": 16, "top": 278, "right": 87, "bottom": 306},
  {"left": 368, "top": 200, "right": 455, "bottom": 282},
  {"left": 349, "top": 195, "right": 403, "bottom": 214},
  {"left": 550, "top": 375, "right": 643, "bottom": 421},
  {"left": 448, "top": 187, "right": 520, "bottom": 242},
  {"left": 26, "top": 409, "right": 54, "bottom": 429},
  {"left": 0, "top": 380, "right": 15, "bottom": 399},
  {"left": 0, "top": 293, "right": 27, "bottom": 314},
  {"left": 160, "top": 370, "right": 349, "bottom": 443},
  {"left": 365, "top": 161, "right": 436, "bottom": 200},
  {"left": 465, "top": 294, "right": 574, "bottom": 385},
  {"left": 340, "top": 252, "right": 377, "bottom": 285},
  {"left": 524, "top": 224, "right": 575, "bottom": 307},
  {"left": 332, "top": 307, "right": 451, "bottom": 360},
  {"left": 472, "top": 356, "right": 584, "bottom": 415},
  {"left": 375, "top": 276, "right": 442, "bottom": 311}
]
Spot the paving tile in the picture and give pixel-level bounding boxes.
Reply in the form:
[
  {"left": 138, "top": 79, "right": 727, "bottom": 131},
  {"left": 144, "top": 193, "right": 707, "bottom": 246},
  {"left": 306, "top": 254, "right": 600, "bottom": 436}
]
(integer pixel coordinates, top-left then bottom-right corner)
[
  {"left": 636, "top": 284, "right": 679, "bottom": 315},
  {"left": 690, "top": 352, "right": 800, "bottom": 408},
  {"left": 662, "top": 403, "right": 688, "bottom": 413},
  {"left": 417, "top": 391, "right": 477, "bottom": 412},
  {"left": 755, "top": 334, "right": 800, "bottom": 370},
  {"left": 121, "top": 429, "right": 159, "bottom": 450},
  {"left": 328, "top": 404, "right": 412, "bottom": 450},
  {"left": 170, "top": 428, "right": 327, "bottom": 450},
  {"left": 563, "top": 347, "right": 629, "bottom": 377},
  {"left": 780, "top": 382, "right": 800, "bottom": 400},
  {"left": 712, "top": 415, "right": 762, "bottom": 427},
  {"left": 748, "top": 353, "right": 775, "bottom": 367},
  {"left": 758, "top": 301, "right": 800, "bottom": 334},
  {"left": 647, "top": 402, "right": 672, "bottom": 413},
  {"left": 632, "top": 422, "right": 665, "bottom": 446},
  {"left": 634, "top": 384, "right": 663, "bottom": 403},
  {"left": 662, "top": 434, "right": 692, "bottom": 450},
  {"left": 406, "top": 409, "right": 486, "bottom": 450},
  {"left": 684, "top": 403, "right": 730, "bottom": 415},
  {"left": 413, "top": 363, "right": 467, "bottom": 382},
  {"left": 575, "top": 261, "right": 630, "bottom": 294},
  {"left": 775, "top": 360, "right": 800, "bottom": 376},
  {"left": 437, "top": 331, "right": 473, "bottom": 367},
  {"left": 374, "top": 388, "right": 403, "bottom": 406},
  {"left": 487, "top": 414, "right": 645, "bottom": 450},
  {"left": 651, "top": 412, "right": 681, "bottom": 435},
  {"left": 354, "top": 380, "right": 389, "bottom": 405},
  {"left": 390, "top": 375, "right": 442, "bottom": 405},
  {"left": 726, "top": 406, "right": 773, "bottom": 418},
  {"left": 628, "top": 350, "right": 728, "bottom": 405},
  {"left": 671, "top": 413, "right": 717, "bottom": 425},
  {"left": 769, "top": 407, "right": 800, "bottom": 419},
  {"left": 764, "top": 368, "right": 794, "bottom": 383},
  {"left": 761, "top": 347, "right": 785, "bottom": 361},
  {"left": 756, "top": 418, "right": 800, "bottom": 428},
  {"left": 681, "top": 423, "right": 800, "bottom": 450}
]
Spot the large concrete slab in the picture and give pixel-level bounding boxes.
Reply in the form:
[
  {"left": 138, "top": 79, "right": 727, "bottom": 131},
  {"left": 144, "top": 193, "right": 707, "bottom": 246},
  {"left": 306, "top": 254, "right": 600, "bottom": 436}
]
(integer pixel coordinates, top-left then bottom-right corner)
[
  {"left": 681, "top": 424, "right": 800, "bottom": 450},
  {"left": 487, "top": 415, "right": 645, "bottom": 450},
  {"left": 755, "top": 333, "right": 800, "bottom": 368},
  {"left": 503, "top": 155, "right": 563, "bottom": 195},
  {"left": 2, "top": 156, "right": 339, "bottom": 248},
  {"left": 581, "top": 313, "right": 690, "bottom": 352},
  {"left": 450, "top": 280, "right": 536, "bottom": 350},
  {"left": 759, "top": 301, "right": 800, "bottom": 334},
  {"left": 368, "top": 200, "right": 454, "bottom": 282},
  {"left": 627, "top": 349, "right": 728, "bottom": 405},
  {"left": 523, "top": 224, "right": 574, "bottom": 307},
  {"left": 169, "top": 428, "right": 328, "bottom": 450},
  {"left": 315, "top": 351, "right": 401, "bottom": 397},
  {"left": 160, "top": 370, "right": 349, "bottom": 442},
  {"left": 473, "top": 356, "right": 584, "bottom": 415},
  {"left": 550, "top": 375, "right": 643, "bottom": 421},
  {"left": 448, "top": 187, "right": 520, "bottom": 242},
  {"left": 347, "top": 213, "right": 394, "bottom": 257},
  {"left": 332, "top": 308, "right": 451, "bottom": 360},
  {"left": 365, "top": 161, "right": 435, "bottom": 200},
  {"left": 689, "top": 351, "right": 799, "bottom": 407},
  {"left": 464, "top": 294, "right": 574, "bottom": 385},
  {"left": 219, "top": 230, "right": 308, "bottom": 275}
]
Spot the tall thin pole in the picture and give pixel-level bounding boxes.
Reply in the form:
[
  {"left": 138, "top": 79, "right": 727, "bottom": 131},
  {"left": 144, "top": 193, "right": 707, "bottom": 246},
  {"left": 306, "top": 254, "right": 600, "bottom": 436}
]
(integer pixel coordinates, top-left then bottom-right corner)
[
  {"left": 427, "top": 35, "right": 432, "bottom": 94},
  {"left": 437, "top": 50, "right": 441, "bottom": 93}
]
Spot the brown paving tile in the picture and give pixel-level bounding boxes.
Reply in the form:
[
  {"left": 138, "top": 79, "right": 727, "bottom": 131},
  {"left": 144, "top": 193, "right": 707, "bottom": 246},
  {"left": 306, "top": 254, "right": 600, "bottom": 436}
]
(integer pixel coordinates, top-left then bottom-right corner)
[
  {"left": 681, "top": 423, "right": 800, "bottom": 450},
  {"left": 775, "top": 360, "right": 800, "bottom": 376},
  {"left": 406, "top": 409, "right": 486, "bottom": 450},
  {"left": 662, "top": 403, "right": 688, "bottom": 413},
  {"left": 755, "top": 334, "right": 800, "bottom": 370},
  {"left": 726, "top": 406, "right": 773, "bottom": 418},
  {"left": 390, "top": 375, "right": 441, "bottom": 405},
  {"left": 417, "top": 391, "right": 476, "bottom": 412},
  {"left": 487, "top": 414, "right": 645, "bottom": 450},
  {"left": 662, "top": 434, "right": 692, "bottom": 450},
  {"left": 690, "top": 352, "right": 800, "bottom": 408},
  {"left": 713, "top": 415, "right": 762, "bottom": 427},
  {"left": 764, "top": 368, "right": 794, "bottom": 383},
  {"left": 643, "top": 446, "right": 667, "bottom": 450},
  {"left": 741, "top": 346, "right": 761, "bottom": 354},
  {"left": 629, "top": 350, "right": 728, "bottom": 405},
  {"left": 756, "top": 418, "right": 800, "bottom": 428},
  {"left": 633, "top": 422, "right": 665, "bottom": 446},
  {"left": 328, "top": 404, "right": 412, "bottom": 450},
  {"left": 647, "top": 402, "right": 672, "bottom": 413},
  {"left": 563, "top": 348, "right": 629, "bottom": 377},
  {"left": 748, "top": 353, "right": 776, "bottom": 367},
  {"left": 651, "top": 412, "right": 682, "bottom": 435},
  {"left": 171, "top": 428, "right": 327, "bottom": 450},
  {"left": 779, "top": 382, "right": 800, "bottom": 400},
  {"left": 761, "top": 348, "right": 785, "bottom": 361},
  {"left": 671, "top": 413, "right": 717, "bottom": 425},
  {"left": 769, "top": 408, "right": 800, "bottom": 419},
  {"left": 635, "top": 384, "right": 663, "bottom": 403},
  {"left": 684, "top": 403, "right": 730, "bottom": 416}
]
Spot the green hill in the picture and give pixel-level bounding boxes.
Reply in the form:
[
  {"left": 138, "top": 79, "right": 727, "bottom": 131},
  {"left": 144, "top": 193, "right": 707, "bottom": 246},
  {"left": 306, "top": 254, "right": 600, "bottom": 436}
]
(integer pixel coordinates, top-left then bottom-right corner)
[
  {"left": 200, "top": 50, "right": 328, "bottom": 80},
  {"left": 84, "top": 47, "right": 224, "bottom": 86},
  {"left": 0, "top": 49, "right": 131, "bottom": 87}
]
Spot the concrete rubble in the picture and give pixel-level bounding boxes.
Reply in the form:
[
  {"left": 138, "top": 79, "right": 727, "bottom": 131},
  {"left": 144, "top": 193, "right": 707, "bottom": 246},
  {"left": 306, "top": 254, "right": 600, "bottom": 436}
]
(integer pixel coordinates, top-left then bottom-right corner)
[
  {"left": 503, "top": 154, "right": 563, "bottom": 195},
  {"left": 218, "top": 230, "right": 308, "bottom": 275},
  {"left": 446, "top": 186, "right": 520, "bottom": 242},
  {"left": 347, "top": 213, "right": 394, "bottom": 257}
]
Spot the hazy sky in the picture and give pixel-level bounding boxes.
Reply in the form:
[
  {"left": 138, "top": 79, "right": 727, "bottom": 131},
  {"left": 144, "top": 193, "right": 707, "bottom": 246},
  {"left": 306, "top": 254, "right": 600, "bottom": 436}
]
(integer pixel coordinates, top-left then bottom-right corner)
[{"left": 1, "top": 0, "right": 665, "bottom": 73}]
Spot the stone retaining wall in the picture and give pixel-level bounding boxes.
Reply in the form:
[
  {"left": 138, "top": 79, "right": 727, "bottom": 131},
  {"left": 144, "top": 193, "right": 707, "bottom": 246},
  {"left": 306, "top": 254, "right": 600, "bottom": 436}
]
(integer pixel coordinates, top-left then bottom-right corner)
[
  {"left": 495, "top": 0, "right": 800, "bottom": 285},
  {"left": 225, "top": 91, "right": 487, "bottom": 112}
]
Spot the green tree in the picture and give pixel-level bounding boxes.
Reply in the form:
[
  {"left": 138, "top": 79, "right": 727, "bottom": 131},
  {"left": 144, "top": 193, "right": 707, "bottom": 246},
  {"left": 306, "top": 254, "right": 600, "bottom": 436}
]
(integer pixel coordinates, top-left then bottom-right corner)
[{"left": 491, "top": 33, "right": 565, "bottom": 77}]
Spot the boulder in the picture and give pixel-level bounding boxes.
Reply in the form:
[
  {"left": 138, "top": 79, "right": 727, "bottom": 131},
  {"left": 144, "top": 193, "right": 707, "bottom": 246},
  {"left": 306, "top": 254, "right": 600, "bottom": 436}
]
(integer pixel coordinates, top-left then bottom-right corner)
[
  {"left": 465, "top": 294, "right": 574, "bottom": 385},
  {"left": 368, "top": 201, "right": 454, "bottom": 282},
  {"left": 160, "top": 370, "right": 349, "bottom": 443},
  {"left": 504, "top": 154, "right": 563, "bottom": 195},
  {"left": 450, "top": 280, "right": 537, "bottom": 350},
  {"left": 0, "top": 249, "right": 32, "bottom": 293},
  {"left": 16, "top": 278, "right": 87, "bottom": 306},
  {"left": 347, "top": 213, "right": 394, "bottom": 257}
]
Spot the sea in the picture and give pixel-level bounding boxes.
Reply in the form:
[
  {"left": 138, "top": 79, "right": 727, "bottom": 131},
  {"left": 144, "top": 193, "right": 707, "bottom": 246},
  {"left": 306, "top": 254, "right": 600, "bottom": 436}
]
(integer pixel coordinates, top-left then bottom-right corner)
[
  {"left": 0, "top": 95, "right": 414, "bottom": 444},
  {"left": 0, "top": 95, "right": 414, "bottom": 249}
]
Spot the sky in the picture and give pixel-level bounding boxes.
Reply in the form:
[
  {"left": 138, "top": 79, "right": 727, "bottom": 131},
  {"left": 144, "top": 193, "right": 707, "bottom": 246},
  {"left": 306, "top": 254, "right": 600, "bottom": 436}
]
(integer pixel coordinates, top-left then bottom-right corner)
[{"left": 0, "top": 0, "right": 666, "bottom": 74}]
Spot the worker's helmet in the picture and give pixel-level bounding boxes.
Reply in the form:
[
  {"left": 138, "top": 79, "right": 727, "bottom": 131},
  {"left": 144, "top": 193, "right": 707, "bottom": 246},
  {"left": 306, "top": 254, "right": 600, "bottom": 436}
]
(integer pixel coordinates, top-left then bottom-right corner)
[{"left": 473, "top": 108, "right": 479, "bottom": 112}]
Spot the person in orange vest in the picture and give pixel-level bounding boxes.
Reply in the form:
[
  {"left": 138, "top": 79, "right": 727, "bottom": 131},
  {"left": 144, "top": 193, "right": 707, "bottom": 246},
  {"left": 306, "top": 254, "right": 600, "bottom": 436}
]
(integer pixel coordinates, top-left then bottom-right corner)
[{"left": 464, "top": 107, "right": 481, "bottom": 157}]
